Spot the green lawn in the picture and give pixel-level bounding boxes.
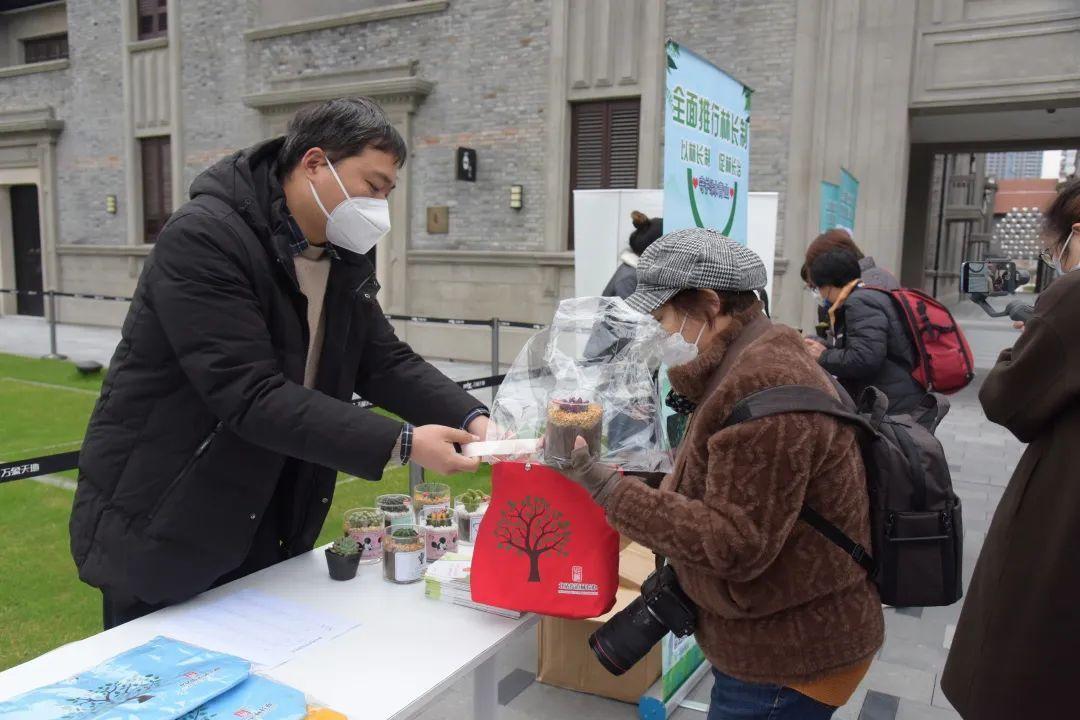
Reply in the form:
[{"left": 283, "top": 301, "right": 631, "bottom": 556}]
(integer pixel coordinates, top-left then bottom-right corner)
[{"left": 0, "top": 352, "right": 491, "bottom": 671}]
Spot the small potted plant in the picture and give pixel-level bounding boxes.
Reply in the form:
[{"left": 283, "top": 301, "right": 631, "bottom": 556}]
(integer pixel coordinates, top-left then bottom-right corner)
[
  {"left": 325, "top": 536, "right": 361, "bottom": 581},
  {"left": 383, "top": 524, "right": 426, "bottom": 584},
  {"left": 344, "top": 507, "right": 385, "bottom": 564},
  {"left": 413, "top": 482, "right": 451, "bottom": 522},
  {"left": 455, "top": 488, "right": 491, "bottom": 545},
  {"left": 377, "top": 493, "right": 413, "bottom": 528},
  {"left": 544, "top": 395, "right": 603, "bottom": 469},
  {"left": 423, "top": 509, "right": 459, "bottom": 562}
]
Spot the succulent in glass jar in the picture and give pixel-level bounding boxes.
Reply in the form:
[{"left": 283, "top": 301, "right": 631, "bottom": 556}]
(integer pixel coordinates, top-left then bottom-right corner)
[
  {"left": 457, "top": 488, "right": 490, "bottom": 514},
  {"left": 383, "top": 525, "right": 426, "bottom": 584},
  {"left": 456, "top": 489, "right": 491, "bottom": 545}
]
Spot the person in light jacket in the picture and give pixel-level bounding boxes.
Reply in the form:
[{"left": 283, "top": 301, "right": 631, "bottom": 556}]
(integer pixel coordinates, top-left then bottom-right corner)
[{"left": 602, "top": 211, "right": 663, "bottom": 299}]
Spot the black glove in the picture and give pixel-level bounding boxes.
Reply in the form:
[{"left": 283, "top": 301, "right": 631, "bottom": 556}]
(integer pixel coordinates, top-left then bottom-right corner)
[{"left": 563, "top": 441, "right": 624, "bottom": 507}]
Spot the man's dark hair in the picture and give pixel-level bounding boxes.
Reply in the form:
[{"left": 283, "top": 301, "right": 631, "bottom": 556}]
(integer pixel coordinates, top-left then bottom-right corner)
[
  {"left": 800, "top": 228, "right": 864, "bottom": 283},
  {"left": 1044, "top": 176, "right": 1080, "bottom": 250},
  {"left": 277, "top": 97, "right": 407, "bottom": 174},
  {"left": 810, "top": 248, "right": 861, "bottom": 288}
]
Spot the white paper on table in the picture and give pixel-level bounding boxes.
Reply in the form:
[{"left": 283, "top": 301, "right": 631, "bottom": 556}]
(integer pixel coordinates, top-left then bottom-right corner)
[
  {"left": 460, "top": 438, "right": 539, "bottom": 458},
  {"left": 155, "top": 588, "right": 358, "bottom": 668}
]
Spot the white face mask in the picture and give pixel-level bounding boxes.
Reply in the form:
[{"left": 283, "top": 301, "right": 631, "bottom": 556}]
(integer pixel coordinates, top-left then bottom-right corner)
[
  {"left": 660, "top": 315, "right": 705, "bottom": 367},
  {"left": 308, "top": 159, "right": 391, "bottom": 256},
  {"left": 1052, "top": 230, "right": 1078, "bottom": 275}
]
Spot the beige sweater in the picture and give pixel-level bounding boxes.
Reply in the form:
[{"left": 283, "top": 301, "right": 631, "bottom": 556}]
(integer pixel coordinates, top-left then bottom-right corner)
[{"left": 293, "top": 245, "right": 331, "bottom": 389}]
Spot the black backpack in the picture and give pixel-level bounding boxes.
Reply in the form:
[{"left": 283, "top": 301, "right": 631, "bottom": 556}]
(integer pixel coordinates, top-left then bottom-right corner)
[{"left": 721, "top": 385, "right": 963, "bottom": 608}]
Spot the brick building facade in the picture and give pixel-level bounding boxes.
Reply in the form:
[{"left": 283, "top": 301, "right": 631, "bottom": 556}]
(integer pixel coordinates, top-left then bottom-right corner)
[{"left": 1, "top": 0, "right": 1078, "bottom": 362}]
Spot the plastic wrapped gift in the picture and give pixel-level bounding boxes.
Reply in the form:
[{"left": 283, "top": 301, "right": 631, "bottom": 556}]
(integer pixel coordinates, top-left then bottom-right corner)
[{"left": 487, "top": 296, "right": 672, "bottom": 473}]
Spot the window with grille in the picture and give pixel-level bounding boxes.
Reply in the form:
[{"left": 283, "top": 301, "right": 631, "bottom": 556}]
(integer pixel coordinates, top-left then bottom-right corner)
[
  {"left": 568, "top": 98, "right": 641, "bottom": 248},
  {"left": 23, "top": 34, "right": 68, "bottom": 64},
  {"left": 140, "top": 137, "right": 172, "bottom": 243},
  {"left": 137, "top": 0, "right": 168, "bottom": 40}
]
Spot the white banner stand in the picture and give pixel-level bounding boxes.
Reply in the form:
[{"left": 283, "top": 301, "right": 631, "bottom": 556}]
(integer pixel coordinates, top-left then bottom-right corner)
[{"left": 573, "top": 189, "right": 779, "bottom": 302}]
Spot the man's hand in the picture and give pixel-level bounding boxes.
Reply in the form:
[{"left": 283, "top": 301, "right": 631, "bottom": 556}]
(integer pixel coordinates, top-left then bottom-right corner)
[
  {"left": 466, "top": 414, "right": 490, "bottom": 442},
  {"left": 1012, "top": 321, "right": 1025, "bottom": 331},
  {"left": 412, "top": 425, "right": 480, "bottom": 475},
  {"left": 803, "top": 336, "right": 826, "bottom": 360}
]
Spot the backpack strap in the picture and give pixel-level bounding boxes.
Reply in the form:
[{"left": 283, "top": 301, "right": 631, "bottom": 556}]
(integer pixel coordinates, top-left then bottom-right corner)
[
  {"left": 720, "top": 384, "right": 878, "bottom": 435},
  {"left": 799, "top": 506, "right": 876, "bottom": 574},
  {"left": 720, "top": 384, "right": 879, "bottom": 576}
]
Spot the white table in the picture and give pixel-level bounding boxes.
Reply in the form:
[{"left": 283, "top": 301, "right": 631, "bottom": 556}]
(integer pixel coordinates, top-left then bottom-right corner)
[{"left": 0, "top": 548, "right": 537, "bottom": 719}]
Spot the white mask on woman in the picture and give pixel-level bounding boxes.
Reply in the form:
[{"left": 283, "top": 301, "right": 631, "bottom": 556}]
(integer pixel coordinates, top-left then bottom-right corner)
[
  {"left": 1052, "top": 230, "right": 1079, "bottom": 275},
  {"left": 660, "top": 315, "right": 706, "bottom": 367},
  {"left": 308, "top": 159, "right": 391, "bottom": 256}
]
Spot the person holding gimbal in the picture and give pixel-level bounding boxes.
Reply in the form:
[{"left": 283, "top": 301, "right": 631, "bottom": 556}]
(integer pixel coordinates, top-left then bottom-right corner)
[
  {"left": 941, "top": 178, "right": 1080, "bottom": 719},
  {"left": 562, "top": 229, "right": 884, "bottom": 720}
]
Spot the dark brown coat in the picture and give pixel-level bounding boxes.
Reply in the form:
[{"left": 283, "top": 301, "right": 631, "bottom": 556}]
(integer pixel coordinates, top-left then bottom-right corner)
[
  {"left": 941, "top": 270, "right": 1080, "bottom": 719},
  {"left": 605, "top": 306, "right": 884, "bottom": 685}
]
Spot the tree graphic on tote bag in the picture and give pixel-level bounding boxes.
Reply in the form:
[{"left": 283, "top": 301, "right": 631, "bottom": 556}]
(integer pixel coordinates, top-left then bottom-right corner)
[
  {"left": 61, "top": 674, "right": 161, "bottom": 717},
  {"left": 494, "top": 496, "right": 571, "bottom": 582}
]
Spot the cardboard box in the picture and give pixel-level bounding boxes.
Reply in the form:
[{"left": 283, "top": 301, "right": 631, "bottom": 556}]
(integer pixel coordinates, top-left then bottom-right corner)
[
  {"left": 537, "top": 588, "right": 661, "bottom": 703},
  {"left": 537, "top": 544, "right": 661, "bottom": 703},
  {"left": 618, "top": 542, "right": 655, "bottom": 591}
]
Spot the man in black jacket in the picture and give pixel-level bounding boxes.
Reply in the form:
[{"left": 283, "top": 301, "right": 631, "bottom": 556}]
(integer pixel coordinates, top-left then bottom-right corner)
[
  {"left": 71, "top": 98, "right": 490, "bottom": 628},
  {"left": 803, "top": 249, "right": 925, "bottom": 413}
]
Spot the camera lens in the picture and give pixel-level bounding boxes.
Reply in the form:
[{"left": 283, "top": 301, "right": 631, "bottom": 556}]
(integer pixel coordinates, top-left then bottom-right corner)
[{"left": 588, "top": 595, "right": 670, "bottom": 676}]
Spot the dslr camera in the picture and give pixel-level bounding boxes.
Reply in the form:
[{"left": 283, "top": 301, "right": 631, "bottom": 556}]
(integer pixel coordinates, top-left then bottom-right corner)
[
  {"left": 588, "top": 564, "right": 696, "bottom": 675},
  {"left": 960, "top": 259, "right": 1034, "bottom": 323}
]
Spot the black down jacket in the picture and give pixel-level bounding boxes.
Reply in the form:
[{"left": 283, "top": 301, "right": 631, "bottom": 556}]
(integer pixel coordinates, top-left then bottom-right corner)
[
  {"left": 70, "top": 138, "right": 481, "bottom": 605},
  {"left": 819, "top": 286, "right": 925, "bottom": 414}
]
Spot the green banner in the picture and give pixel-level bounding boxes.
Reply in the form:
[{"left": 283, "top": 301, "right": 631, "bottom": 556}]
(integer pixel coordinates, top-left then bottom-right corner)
[{"left": 661, "top": 632, "right": 707, "bottom": 702}]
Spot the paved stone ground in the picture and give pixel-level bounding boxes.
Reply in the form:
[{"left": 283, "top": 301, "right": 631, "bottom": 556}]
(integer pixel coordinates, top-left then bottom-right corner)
[{"left": 0, "top": 309, "right": 1026, "bottom": 719}]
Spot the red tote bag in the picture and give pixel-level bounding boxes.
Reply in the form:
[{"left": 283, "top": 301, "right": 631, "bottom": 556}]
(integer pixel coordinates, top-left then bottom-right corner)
[{"left": 471, "top": 462, "right": 620, "bottom": 619}]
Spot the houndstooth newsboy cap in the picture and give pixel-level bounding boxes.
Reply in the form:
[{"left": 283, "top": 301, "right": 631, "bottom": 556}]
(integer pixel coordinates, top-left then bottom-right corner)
[{"left": 625, "top": 227, "right": 768, "bottom": 315}]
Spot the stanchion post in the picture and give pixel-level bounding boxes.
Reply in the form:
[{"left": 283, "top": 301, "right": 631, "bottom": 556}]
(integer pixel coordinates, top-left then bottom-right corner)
[
  {"left": 42, "top": 290, "right": 67, "bottom": 360},
  {"left": 408, "top": 460, "right": 424, "bottom": 497},
  {"left": 490, "top": 317, "right": 500, "bottom": 377}
]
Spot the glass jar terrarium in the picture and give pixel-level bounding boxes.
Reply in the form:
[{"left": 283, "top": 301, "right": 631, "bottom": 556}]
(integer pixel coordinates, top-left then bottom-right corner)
[
  {"left": 383, "top": 524, "right": 426, "bottom": 584},
  {"left": 543, "top": 395, "right": 603, "bottom": 469},
  {"left": 413, "top": 482, "right": 451, "bottom": 522},
  {"left": 423, "top": 509, "right": 459, "bottom": 562},
  {"left": 455, "top": 488, "right": 490, "bottom": 545},
  {"left": 377, "top": 493, "right": 414, "bottom": 528},
  {"left": 343, "top": 507, "right": 385, "bottom": 564}
]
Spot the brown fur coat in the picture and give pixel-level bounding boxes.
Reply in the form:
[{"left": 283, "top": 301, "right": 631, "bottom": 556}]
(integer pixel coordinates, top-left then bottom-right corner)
[{"left": 605, "top": 305, "right": 884, "bottom": 685}]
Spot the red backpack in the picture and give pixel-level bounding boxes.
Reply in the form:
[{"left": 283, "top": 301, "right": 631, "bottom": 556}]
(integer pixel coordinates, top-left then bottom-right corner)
[{"left": 866, "top": 287, "right": 975, "bottom": 394}]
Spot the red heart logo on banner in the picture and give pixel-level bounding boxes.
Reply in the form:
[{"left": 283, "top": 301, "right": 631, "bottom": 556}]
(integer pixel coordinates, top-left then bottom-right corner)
[{"left": 692, "top": 177, "right": 699, "bottom": 188}]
